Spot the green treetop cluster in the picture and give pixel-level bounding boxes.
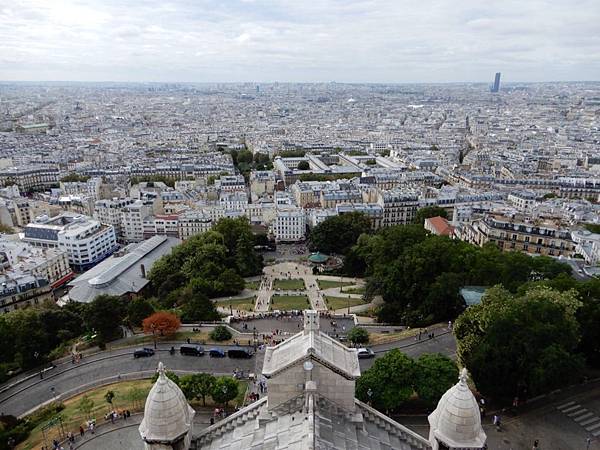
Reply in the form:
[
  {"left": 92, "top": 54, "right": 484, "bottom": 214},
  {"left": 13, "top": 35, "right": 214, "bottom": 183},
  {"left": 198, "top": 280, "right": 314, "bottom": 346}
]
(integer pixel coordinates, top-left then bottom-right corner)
[
  {"left": 148, "top": 217, "right": 263, "bottom": 319},
  {"left": 344, "top": 224, "right": 573, "bottom": 326}
]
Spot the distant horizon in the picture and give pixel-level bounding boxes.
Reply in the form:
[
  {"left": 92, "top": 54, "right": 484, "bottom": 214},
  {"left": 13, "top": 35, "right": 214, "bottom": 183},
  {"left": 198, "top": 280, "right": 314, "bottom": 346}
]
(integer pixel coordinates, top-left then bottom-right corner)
[
  {"left": 2, "top": 79, "right": 600, "bottom": 86},
  {"left": 1, "top": 1, "right": 598, "bottom": 83}
]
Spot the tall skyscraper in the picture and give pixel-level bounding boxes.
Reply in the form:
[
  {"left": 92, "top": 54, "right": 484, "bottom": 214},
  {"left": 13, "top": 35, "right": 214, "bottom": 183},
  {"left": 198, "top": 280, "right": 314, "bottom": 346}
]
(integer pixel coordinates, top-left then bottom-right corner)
[{"left": 491, "top": 72, "right": 501, "bottom": 92}]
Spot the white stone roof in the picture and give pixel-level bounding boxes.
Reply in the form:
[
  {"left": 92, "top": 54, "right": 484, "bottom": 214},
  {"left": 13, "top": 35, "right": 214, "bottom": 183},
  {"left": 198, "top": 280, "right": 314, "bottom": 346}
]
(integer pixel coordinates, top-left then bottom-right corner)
[
  {"left": 195, "top": 394, "right": 430, "bottom": 450},
  {"left": 427, "top": 368, "right": 486, "bottom": 448},
  {"left": 262, "top": 329, "right": 360, "bottom": 380},
  {"left": 139, "top": 362, "right": 195, "bottom": 444}
]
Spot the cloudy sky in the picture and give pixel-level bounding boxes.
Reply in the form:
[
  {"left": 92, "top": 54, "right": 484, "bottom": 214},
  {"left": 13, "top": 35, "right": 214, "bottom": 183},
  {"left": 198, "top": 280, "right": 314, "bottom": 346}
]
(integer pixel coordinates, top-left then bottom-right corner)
[{"left": 1, "top": 0, "right": 599, "bottom": 83}]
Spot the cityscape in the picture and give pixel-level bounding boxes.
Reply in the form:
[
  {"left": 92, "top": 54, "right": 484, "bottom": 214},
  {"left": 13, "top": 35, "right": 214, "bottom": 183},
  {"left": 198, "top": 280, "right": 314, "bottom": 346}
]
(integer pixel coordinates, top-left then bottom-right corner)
[{"left": 1, "top": 1, "right": 600, "bottom": 450}]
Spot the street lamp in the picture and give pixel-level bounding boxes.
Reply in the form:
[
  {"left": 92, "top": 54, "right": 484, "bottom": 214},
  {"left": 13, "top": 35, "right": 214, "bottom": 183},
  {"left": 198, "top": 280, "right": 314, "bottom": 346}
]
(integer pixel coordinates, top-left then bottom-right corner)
[
  {"left": 151, "top": 323, "right": 157, "bottom": 349},
  {"left": 34, "top": 351, "right": 42, "bottom": 379}
]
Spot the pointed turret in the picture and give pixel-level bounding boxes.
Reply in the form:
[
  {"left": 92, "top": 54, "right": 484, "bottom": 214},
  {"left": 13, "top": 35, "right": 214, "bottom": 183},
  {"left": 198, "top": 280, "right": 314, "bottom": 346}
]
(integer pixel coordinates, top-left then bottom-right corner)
[
  {"left": 428, "top": 368, "right": 486, "bottom": 450},
  {"left": 139, "top": 362, "right": 195, "bottom": 450}
]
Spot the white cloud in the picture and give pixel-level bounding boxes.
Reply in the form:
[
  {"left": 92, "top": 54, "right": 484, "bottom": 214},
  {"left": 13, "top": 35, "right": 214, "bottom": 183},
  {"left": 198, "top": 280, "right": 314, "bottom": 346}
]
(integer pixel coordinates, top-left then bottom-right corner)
[{"left": 0, "top": 0, "right": 598, "bottom": 82}]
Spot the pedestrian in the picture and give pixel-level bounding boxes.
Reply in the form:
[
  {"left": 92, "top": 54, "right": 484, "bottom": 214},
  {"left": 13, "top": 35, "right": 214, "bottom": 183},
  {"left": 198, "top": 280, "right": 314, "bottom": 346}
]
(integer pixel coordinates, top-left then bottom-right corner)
[
  {"left": 448, "top": 320, "right": 452, "bottom": 330},
  {"left": 79, "top": 425, "right": 84, "bottom": 437},
  {"left": 533, "top": 439, "right": 539, "bottom": 450}
]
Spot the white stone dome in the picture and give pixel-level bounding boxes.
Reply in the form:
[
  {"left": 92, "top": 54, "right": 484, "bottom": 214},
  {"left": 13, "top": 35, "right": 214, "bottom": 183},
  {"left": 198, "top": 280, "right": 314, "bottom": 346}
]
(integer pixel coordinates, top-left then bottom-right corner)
[
  {"left": 139, "top": 362, "right": 195, "bottom": 444},
  {"left": 427, "top": 368, "right": 486, "bottom": 449}
]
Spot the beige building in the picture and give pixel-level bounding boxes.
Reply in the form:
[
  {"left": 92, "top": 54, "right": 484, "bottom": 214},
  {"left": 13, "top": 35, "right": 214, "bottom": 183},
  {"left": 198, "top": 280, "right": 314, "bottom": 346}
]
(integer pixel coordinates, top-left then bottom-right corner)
[{"left": 460, "top": 213, "right": 575, "bottom": 257}]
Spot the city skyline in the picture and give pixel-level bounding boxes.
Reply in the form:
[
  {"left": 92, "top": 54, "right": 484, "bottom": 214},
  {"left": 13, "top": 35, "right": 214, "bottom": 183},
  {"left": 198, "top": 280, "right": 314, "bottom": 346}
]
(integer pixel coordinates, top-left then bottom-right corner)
[{"left": 1, "top": 0, "right": 600, "bottom": 83}]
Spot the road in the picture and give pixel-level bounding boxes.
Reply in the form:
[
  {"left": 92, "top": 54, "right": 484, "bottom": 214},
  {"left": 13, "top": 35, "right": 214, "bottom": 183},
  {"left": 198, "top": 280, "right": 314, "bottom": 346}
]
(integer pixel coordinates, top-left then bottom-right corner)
[
  {"left": 0, "top": 330, "right": 457, "bottom": 418},
  {"left": 0, "top": 343, "right": 255, "bottom": 418}
]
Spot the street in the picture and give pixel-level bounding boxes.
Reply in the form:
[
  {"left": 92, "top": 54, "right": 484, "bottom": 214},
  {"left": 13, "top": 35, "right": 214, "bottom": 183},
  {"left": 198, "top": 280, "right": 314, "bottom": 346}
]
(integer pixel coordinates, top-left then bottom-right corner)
[{"left": 0, "top": 329, "right": 457, "bottom": 418}]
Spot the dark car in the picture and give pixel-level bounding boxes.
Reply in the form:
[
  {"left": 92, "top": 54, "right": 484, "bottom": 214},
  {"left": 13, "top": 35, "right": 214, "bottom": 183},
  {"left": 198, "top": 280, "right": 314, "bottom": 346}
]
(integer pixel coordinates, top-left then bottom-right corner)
[
  {"left": 133, "top": 348, "right": 155, "bottom": 358},
  {"left": 357, "top": 348, "right": 375, "bottom": 359},
  {"left": 208, "top": 348, "right": 226, "bottom": 358},
  {"left": 180, "top": 344, "right": 204, "bottom": 356},
  {"left": 228, "top": 347, "right": 253, "bottom": 359}
]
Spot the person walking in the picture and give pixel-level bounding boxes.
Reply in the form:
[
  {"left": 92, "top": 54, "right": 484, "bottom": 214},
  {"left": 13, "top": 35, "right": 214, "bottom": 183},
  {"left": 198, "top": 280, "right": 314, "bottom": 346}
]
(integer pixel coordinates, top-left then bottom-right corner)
[{"left": 532, "top": 439, "right": 539, "bottom": 449}]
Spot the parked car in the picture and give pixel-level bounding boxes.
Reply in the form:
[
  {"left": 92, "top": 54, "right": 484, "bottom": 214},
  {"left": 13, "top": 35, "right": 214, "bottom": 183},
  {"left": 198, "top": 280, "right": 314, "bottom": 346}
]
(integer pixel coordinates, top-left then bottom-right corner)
[
  {"left": 180, "top": 344, "right": 204, "bottom": 356},
  {"left": 208, "top": 348, "right": 226, "bottom": 358},
  {"left": 357, "top": 348, "right": 375, "bottom": 359},
  {"left": 133, "top": 348, "right": 155, "bottom": 358},
  {"left": 228, "top": 347, "right": 253, "bottom": 359}
]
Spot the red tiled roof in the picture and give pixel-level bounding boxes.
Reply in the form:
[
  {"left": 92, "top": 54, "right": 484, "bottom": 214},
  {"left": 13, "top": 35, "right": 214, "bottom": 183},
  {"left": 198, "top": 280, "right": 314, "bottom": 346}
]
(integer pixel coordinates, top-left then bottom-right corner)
[{"left": 426, "top": 216, "right": 454, "bottom": 236}]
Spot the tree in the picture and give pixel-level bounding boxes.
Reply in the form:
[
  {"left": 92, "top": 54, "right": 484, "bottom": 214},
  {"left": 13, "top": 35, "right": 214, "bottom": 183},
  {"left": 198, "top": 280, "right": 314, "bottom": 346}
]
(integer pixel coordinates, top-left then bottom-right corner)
[
  {"left": 78, "top": 395, "right": 95, "bottom": 419},
  {"left": 180, "top": 373, "right": 216, "bottom": 405},
  {"left": 413, "top": 206, "right": 448, "bottom": 225},
  {"left": 454, "top": 286, "right": 584, "bottom": 401},
  {"left": 347, "top": 327, "right": 369, "bottom": 346},
  {"left": 84, "top": 295, "right": 127, "bottom": 343},
  {"left": 414, "top": 354, "right": 457, "bottom": 407},
  {"left": 210, "top": 325, "right": 232, "bottom": 341},
  {"left": 104, "top": 390, "right": 115, "bottom": 408},
  {"left": 142, "top": 311, "right": 181, "bottom": 337},
  {"left": 356, "top": 349, "right": 415, "bottom": 412},
  {"left": 180, "top": 291, "right": 219, "bottom": 322},
  {"left": 309, "top": 212, "right": 372, "bottom": 255},
  {"left": 127, "top": 298, "right": 155, "bottom": 327},
  {"left": 126, "top": 387, "right": 146, "bottom": 410},
  {"left": 211, "top": 377, "right": 239, "bottom": 406},
  {"left": 236, "top": 233, "right": 262, "bottom": 277},
  {"left": 297, "top": 161, "right": 310, "bottom": 170}
]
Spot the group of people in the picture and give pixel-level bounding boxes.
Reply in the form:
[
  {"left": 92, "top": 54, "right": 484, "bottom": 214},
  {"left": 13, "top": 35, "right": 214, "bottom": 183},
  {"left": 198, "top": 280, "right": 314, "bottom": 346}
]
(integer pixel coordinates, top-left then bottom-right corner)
[
  {"left": 70, "top": 352, "right": 83, "bottom": 364},
  {"left": 104, "top": 409, "right": 131, "bottom": 423}
]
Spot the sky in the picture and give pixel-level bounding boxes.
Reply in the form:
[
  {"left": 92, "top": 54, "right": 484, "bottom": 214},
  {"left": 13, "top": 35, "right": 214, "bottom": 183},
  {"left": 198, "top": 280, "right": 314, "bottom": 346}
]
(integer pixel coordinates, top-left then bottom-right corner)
[{"left": 1, "top": 0, "right": 599, "bottom": 83}]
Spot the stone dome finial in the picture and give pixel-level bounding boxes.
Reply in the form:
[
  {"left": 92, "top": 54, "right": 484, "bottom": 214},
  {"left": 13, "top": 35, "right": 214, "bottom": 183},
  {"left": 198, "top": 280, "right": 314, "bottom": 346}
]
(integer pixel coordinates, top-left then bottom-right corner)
[
  {"left": 427, "top": 366, "right": 486, "bottom": 449},
  {"left": 139, "top": 362, "right": 195, "bottom": 449}
]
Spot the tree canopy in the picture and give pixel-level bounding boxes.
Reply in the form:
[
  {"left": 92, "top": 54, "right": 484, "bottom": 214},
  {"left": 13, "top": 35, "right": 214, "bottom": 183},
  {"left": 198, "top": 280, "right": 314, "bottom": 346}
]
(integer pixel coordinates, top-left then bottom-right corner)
[
  {"left": 309, "top": 212, "right": 372, "bottom": 255},
  {"left": 142, "top": 311, "right": 181, "bottom": 336},
  {"left": 356, "top": 349, "right": 457, "bottom": 412},
  {"left": 148, "top": 217, "right": 263, "bottom": 318},
  {"left": 211, "top": 377, "right": 239, "bottom": 406},
  {"left": 454, "top": 285, "right": 585, "bottom": 401},
  {"left": 345, "top": 224, "right": 572, "bottom": 325}
]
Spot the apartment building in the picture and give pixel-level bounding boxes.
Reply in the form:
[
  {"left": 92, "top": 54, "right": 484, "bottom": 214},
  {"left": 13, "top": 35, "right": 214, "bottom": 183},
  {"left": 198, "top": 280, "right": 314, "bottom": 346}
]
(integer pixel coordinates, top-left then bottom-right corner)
[
  {"left": 177, "top": 210, "right": 213, "bottom": 240},
  {"left": 377, "top": 189, "right": 419, "bottom": 226},
  {"left": 0, "top": 236, "right": 73, "bottom": 288},
  {"left": 122, "top": 200, "right": 154, "bottom": 243},
  {"left": 94, "top": 198, "right": 135, "bottom": 241},
  {"left": 0, "top": 166, "right": 59, "bottom": 192},
  {"left": 143, "top": 214, "right": 179, "bottom": 240},
  {"left": 272, "top": 206, "right": 306, "bottom": 242},
  {"left": 461, "top": 212, "right": 575, "bottom": 257},
  {"left": 23, "top": 213, "right": 118, "bottom": 271}
]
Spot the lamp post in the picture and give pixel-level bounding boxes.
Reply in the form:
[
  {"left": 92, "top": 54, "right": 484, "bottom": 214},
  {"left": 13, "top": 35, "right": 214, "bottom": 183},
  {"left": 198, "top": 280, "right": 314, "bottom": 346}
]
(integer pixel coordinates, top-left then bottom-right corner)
[
  {"left": 151, "top": 323, "right": 157, "bottom": 349},
  {"left": 34, "top": 351, "right": 42, "bottom": 379}
]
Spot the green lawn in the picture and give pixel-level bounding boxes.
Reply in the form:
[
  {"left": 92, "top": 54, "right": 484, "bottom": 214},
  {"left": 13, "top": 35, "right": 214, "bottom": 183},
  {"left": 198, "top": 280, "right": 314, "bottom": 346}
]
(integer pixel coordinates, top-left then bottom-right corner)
[
  {"left": 244, "top": 280, "right": 260, "bottom": 290},
  {"left": 341, "top": 285, "right": 366, "bottom": 295},
  {"left": 273, "top": 278, "right": 306, "bottom": 290},
  {"left": 317, "top": 279, "right": 355, "bottom": 290},
  {"left": 325, "top": 296, "right": 366, "bottom": 311},
  {"left": 222, "top": 296, "right": 256, "bottom": 312},
  {"left": 18, "top": 378, "right": 248, "bottom": 450},
  {"left": 270, "top": 295, "right": 310, "bottom": 311}
]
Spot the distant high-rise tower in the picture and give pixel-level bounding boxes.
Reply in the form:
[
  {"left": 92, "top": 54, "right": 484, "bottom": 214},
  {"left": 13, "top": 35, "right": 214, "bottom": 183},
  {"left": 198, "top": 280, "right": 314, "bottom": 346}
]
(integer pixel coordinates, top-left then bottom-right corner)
[
  {"left": 256, "top": 85, "right": 260, "bottom": 93},
  {"left": 491, "top": 72, "right": 501, "bottom": 93}
]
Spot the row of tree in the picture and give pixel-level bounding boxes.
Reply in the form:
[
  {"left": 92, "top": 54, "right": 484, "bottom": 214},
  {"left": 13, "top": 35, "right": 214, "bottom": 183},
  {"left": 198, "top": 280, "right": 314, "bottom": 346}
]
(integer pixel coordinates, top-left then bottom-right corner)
[{"left": 154, "top": 371, "right": 240, "bottom": 406}]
